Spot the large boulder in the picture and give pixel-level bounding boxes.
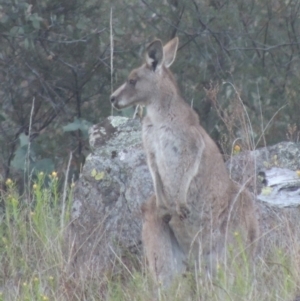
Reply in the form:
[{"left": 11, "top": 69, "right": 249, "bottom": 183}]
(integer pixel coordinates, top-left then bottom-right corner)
[
  {"left": 69, "top": 116, "right": 300, "bottom": 276},
  {"left": 69, "top": 116, "right": 152, "bottom": 277},
  {"left": 226, "top": 142, "right": 300, "bottom": 253}
]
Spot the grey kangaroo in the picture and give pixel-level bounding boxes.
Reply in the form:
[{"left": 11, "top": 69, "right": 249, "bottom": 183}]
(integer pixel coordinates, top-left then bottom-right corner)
[{"left": 110, "top": 37, "right": 259, "bottom": 286}]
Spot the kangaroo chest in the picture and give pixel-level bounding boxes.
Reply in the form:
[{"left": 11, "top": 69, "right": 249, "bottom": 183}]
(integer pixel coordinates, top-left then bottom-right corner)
[
  {"left": 143, "top": 122, "right": 184, "bottom": 162},
  {"left": 142, "top": 119, "right": 193, "bottom": 197}
]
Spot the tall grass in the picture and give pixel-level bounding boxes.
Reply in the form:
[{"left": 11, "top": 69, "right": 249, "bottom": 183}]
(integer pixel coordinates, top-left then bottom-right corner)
[
  {"left": 0, "top": 173, "right": 73, "bottom": 301},
  {"left": 1, "top": 175, "right": 300, "bottom": 300}
]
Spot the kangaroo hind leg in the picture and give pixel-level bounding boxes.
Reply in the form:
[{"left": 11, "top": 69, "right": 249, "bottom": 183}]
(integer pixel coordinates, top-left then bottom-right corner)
[{"left": 141, "top": 195, "right": 186, "bottom": 287}]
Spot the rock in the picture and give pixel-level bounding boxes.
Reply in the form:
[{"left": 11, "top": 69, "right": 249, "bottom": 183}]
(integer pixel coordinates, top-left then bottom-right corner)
[
  {"left": 69, "top": 116, "right": 300, "bottom": 276},
  {"left": 226, "top": 142, "right": 300, "bottom": 254},
  {"left": 257, "top": 167, "right": 300, "bottom": 208},
  {"left": 68, "top": 116, "right": 153, "bottom": 277},
  {"left": 226, "top": 141, "right": 300, "bottom": 196}
]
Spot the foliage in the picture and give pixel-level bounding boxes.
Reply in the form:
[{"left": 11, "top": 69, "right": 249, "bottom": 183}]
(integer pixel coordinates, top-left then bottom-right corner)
[
  {"left": 0, "top": 0, "right": 112, "bottom": 183},
  {"left": 0, "top": 0, "right": 300, "bottom": 187}
]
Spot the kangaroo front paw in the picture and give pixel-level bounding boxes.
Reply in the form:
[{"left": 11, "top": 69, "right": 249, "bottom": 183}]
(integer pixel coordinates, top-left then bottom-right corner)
[
  {"left": 177, "top": 204, "right": 190, "bottom": 220},
  {"left": 157, "top": 204, "right": 171, "bottom": 223},
  {"left": 162, "top": 213, "right": 172, "bottom": 223}
]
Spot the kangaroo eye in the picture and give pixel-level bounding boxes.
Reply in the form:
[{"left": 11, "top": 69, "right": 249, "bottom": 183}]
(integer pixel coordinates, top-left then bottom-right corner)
[{"left": 129, "top": 79, "right": 137, "bottom": 86}]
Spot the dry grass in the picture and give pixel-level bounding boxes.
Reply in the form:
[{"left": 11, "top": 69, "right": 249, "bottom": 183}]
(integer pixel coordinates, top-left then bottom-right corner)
[
  {"left": 1, "top": 174, "right": 300, "bottom": 301},
  {"left": 204, "top": 81, "right": 287, "bottom": 158}
]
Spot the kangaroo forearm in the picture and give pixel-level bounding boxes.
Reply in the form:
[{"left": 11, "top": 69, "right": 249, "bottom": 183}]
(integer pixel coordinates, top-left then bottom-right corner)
[
  {"left": 177, "top": 153, "right": 202, "bottom": 205},
  {"left": 153, "top": 171, "right": 169, "bottom": 207}
]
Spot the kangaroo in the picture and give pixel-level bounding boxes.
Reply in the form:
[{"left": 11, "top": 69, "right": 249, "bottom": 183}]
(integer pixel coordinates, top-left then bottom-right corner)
[{"left": 110, "top": 37, "right": 259, "bottom": 286}]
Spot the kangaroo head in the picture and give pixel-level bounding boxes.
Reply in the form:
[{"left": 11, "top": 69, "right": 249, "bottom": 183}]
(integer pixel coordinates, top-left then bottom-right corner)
[{"left": 110, "top": 37, "right": 179, "bottom": 110}]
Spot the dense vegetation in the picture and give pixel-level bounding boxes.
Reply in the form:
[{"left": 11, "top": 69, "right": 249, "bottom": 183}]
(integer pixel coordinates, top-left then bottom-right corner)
[{"left": 0, "top": 0, "right": 299, "bottom": 187}]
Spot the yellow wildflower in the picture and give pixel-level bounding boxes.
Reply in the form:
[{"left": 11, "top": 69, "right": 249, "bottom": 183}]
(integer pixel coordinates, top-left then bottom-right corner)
[
  {"left": 5, "top": 178, "right": 12, "bottom": 186},
  {"left": 233, "top": 144, "right": 241, "bottom": 155}
]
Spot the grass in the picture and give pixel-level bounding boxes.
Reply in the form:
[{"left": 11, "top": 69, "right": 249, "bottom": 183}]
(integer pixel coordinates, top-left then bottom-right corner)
[
  {"left": 0, "top": 172, "right": 73, "bottom": 301},
  {"left": 0, "top": 173, "right": 300, "bottom": 301}
]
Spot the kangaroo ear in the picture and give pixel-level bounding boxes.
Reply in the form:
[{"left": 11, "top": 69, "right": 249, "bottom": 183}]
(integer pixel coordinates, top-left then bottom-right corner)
[
  {"left": 163, "top": 37, "right": 179, "bottom": 68},
  {"left": 146, "top": 39, "right": 164, "bottom": 71}
]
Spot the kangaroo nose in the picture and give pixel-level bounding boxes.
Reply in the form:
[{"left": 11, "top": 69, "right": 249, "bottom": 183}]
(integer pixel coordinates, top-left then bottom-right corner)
[{"left": 110, "top": 96, "right": 115, "bottom": 104}]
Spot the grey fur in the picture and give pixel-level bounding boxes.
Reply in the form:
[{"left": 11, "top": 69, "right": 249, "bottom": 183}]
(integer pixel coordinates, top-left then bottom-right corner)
[{"left": 110, "top": 37, "right": 259, "bottom": 286}]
